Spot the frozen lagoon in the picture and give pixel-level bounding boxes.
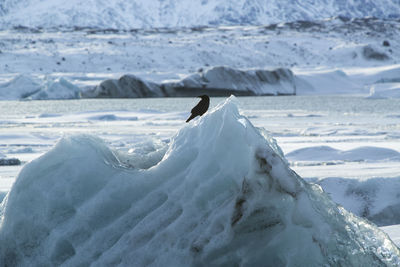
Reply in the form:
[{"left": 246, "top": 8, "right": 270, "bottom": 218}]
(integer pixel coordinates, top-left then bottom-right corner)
[
  {"left": 2, "top": 96, "right": 400, "bottom": 195},
  {"left": 1, "top": 96, "right": 399, "bottom": 266},
  {"left": 1, "top": 96, "right": 400, "bottom": 252}
]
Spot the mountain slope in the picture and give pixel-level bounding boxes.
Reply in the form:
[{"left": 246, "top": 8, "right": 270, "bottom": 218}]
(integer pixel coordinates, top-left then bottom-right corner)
[{"left": 0, "top": 0, "right": 400, "bottom": 29}]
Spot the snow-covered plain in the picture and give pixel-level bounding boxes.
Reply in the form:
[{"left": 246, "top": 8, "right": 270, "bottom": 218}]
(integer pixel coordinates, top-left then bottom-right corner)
[{"left": 0, "top": 17, "right": 399, "bottom": 99}]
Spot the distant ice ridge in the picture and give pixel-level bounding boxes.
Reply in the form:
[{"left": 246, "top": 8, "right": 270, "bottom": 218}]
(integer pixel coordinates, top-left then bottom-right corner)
[
  {"left": 0, "top": 75, "right": 41, "bottom": 100},
  {"left": 0, "top": 67, "right": 296, "bottom": 100},
  {"left": 1, "top": 64, "right": 400, "bottom": 99},
  {"left": 1, "top": 0, "right": 400, "bottom": 29},
  {"left": 84, "top": 66, "right": 296, "bottom": 98},
  {"left": 0, "top": 75, "right": 81, "bottom": 100},
  {"left": 28, "top": 77, "right": 81, "bottom": 100},
  {"left": 1, "top": 96, "right": 399, "bottom": 266}
]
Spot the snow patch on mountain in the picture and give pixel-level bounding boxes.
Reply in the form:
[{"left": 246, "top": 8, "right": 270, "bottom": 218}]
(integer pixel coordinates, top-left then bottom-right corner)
[{"left": 1, "top": 0, "right": 400, "bottom": 29}]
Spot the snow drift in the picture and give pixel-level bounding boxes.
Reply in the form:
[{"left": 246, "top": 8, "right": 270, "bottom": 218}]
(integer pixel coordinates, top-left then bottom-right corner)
[
  {"left": 313, "top": 176, "right": 400, "bottom": 227},
  {"left": 287, "top": 146, "right": 400, "bottom": 162},
  {"left": 0, "top": 96, "right": 399, "bottom": 266}
]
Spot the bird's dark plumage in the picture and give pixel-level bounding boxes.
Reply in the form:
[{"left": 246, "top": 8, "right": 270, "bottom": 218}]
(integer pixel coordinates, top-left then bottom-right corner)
[{"left": 186, "top": 95, "right": 210, "bottom": 123}]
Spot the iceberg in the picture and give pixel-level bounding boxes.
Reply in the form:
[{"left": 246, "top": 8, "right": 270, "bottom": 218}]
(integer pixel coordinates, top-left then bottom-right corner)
[
  {"left": 0, "top": 75, "right": 41, "bottom": 100},
  {"left": 163, "top": 66, "right": 296, "bottom": 96},
  {"left": 28, "top": 78, "right": 81, "bottom": 100},
  {"left": 0, "top": 96, "right": 399, "bottom": 266},
  {"left": 0, "top": 76, "right": 81, "bottom": 100},
  {"left": 84, "top": 67, "right": 296, "bottom": 98}
]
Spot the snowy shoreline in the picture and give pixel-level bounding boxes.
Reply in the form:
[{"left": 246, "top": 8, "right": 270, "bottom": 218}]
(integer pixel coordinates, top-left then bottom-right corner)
[
  {"left": 1, "top": 17, "right": 399, "bottom": 100},
  {"left": 1, "top": 64, "right": 400, "bottom": 100}
]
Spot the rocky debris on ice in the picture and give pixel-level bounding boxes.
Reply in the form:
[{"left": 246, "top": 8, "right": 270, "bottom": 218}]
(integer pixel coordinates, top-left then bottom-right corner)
[
  {"left": 0, "top": 152, "right": 21, "bottom": 166},
  {"left": 0, "top": 96, "right": 399, "bottom": 266},
  {"left": 0, "top": 158, "right": 21, "bottom": 166}
]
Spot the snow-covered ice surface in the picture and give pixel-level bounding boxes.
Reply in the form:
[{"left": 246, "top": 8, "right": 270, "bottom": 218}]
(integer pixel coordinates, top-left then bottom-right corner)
[{"left": 1, "top": 97, "right": 399, "bottom": 266}]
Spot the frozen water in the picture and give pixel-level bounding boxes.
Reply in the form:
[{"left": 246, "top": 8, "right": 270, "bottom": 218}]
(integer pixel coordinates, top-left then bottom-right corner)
[
  {"left": 0, "top": 97, "right": 399, "bottom": 266},
  {"left": 28, "top": 78, "right": 81, "bottom": 100},
  {"left": 287, "top": 146, "right": 400, "bottom": 162}
]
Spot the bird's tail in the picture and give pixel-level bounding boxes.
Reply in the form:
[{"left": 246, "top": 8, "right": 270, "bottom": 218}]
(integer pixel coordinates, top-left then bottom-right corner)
[{"left": 186, "top": 114, "right": 196, "bottom": 123}]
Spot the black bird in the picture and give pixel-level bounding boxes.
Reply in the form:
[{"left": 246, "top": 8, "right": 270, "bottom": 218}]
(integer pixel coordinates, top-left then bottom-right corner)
[{"left": 186, "top": 95, "right": 210, "bottom": 123}]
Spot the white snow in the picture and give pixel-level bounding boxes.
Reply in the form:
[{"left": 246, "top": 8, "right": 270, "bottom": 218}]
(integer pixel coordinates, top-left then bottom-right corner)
[
  {"left": 295, "top": 69, "right": 363, "bottom": 95},
  {"left": 287, "top": 146, "right": 400, "bottom": 162},
  {"left": 381, "top": 225, "right": 400, "bottom": 247},
  {"left": 0, "top": 97, "right": 399, "bottom": 266}
]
